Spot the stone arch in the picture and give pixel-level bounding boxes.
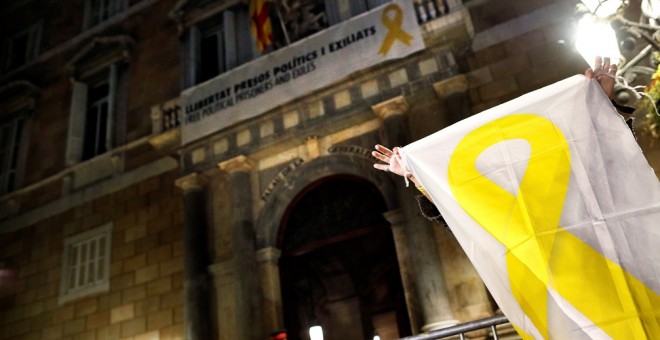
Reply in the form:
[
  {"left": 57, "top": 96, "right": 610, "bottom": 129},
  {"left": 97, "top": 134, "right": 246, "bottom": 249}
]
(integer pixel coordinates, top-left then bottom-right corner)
[{"left": 255, "top": 152, "right": 399, "bottom": 250}]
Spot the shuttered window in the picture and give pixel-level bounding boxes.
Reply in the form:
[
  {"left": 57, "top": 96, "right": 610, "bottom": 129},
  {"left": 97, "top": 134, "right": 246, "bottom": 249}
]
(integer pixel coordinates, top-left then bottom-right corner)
[{"left": 59, "top": 223, "right": 112, "bottom": 304}]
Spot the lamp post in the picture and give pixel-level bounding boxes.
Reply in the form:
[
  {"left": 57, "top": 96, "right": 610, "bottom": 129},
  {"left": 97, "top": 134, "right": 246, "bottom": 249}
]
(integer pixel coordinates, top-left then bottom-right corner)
[
  {"left": 576, "top": 0, "right": 660, "bottom": 138},
  {"left": 575, "top": 0, "right": 660, "bottom": 82},
  {"left": 580, "top": 0, "right": 622, "bottom": 18}
]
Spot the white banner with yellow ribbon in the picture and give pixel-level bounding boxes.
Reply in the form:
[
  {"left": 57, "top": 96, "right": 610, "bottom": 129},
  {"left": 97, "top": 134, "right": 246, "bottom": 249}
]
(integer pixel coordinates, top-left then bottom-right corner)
[
  {"left": 181, "top": 0, "right": 424, "bottom": 145},
  {"left": 402, "top": 75, "right": 660, "bottom": 339}
]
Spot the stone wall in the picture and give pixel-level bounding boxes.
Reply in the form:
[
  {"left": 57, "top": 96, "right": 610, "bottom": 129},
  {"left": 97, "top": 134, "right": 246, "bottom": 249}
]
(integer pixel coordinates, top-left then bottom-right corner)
[{"left": 0, "top": 170, "right": 184, "bottom": 340}]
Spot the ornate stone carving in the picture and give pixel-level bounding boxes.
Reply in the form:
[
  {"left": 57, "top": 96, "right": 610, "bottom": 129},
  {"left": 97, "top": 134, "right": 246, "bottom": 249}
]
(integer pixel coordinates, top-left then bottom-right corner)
[
  {"left": 328, "top": 144, "right": 374, "bottom": 160},
  {"left": 261, "top": 158, "right": 304, "bottom": 201},
  {"left": 371, "top": 96, "right": 409, "bottom": 120},
  {"left": 218, "top": 155, "right": 254, "bottom": 173},
  {"left": 175, "top": 173, "right": 207, "bottom": 192},
  {"left": 433, "top": 74, "right": 468, "bottom": 98}
]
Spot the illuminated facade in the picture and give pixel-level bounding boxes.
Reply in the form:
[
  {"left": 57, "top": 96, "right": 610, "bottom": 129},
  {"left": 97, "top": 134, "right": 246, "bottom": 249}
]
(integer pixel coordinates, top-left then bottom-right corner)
[{"left": 3, "top": 0, "right": 655, "bottom": 339}]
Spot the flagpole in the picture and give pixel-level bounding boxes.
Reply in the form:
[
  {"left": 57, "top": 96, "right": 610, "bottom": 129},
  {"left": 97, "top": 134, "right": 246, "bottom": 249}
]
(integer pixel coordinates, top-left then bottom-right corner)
[{"left": 272, "top": 0, "right": 291, "bottom": 45}]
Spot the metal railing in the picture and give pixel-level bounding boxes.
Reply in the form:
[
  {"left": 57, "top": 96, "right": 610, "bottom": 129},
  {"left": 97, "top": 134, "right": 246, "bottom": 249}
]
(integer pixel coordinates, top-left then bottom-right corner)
[
  {"left": 150, "top": 98, "right": 181, "bottom": 135},
  {"left": 400, "top": 315, "right": 510, "bottom": 340},
  {"left": 414, "top": 0, "right": 450, "bottom": 24}
]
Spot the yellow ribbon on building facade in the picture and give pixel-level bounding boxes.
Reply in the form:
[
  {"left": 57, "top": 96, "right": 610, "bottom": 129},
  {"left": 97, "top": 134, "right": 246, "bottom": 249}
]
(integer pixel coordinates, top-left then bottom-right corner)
[
  {"left": 448, "top": 114, "right": 660, "bottom": 339},
  {"left": 379, "top": 4, "right": 414, "bottom": 56}
]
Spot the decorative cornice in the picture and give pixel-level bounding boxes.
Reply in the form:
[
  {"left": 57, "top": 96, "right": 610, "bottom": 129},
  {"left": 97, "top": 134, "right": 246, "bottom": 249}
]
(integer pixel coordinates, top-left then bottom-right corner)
[
  {"left": 433, "top": 74, "right": 468, "bottom": 98},
  {"left": 147, "top": 128, "right": 181, "bottom": 155},
  {"left": 167, "top": 0, "right": 244, "bottom": 34},
  {"left": 0, "top": 80, "right": 41, "bottom": 99},
  {"left": 305, "top": 135, "right": 321, "bottom": 160},
  {"left": 168, "top": 0, "right": 188, "bottom": 21},
  {"left": 218, "top": 155, "right": 254, "bottom": 174},
  {"left": 175, "top": 172, "right": 207, "bottom": 192},
  {"left": 66, "top": 35, "right": 136, "bottom": 72},
  {"left": 371, "top": 96, "right": 409, "bottom": 120}
]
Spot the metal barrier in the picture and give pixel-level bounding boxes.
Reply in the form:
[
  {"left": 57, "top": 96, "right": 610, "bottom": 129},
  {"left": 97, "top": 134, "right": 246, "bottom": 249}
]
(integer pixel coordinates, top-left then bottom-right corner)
[{"left": 400, "top": 315, "right": 510, "bottom": 340}]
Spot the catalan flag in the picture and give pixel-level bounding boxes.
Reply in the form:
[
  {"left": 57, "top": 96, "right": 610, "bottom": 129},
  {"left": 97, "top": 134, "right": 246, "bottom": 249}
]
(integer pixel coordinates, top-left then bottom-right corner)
[
  {"left": 402, "top": 75, "right": 660, "bottom": 339},
  {"left": 249, "top": 0, "right": 273, "bottom": 52}
]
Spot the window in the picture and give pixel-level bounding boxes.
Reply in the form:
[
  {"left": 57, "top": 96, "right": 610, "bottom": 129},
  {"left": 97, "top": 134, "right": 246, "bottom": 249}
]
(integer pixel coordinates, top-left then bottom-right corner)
[
  {"left": 65, "top": 36, "right": 131, "bottom": 166},
  {"left": 59, "top": 223, "right": 112, "bottom": 304},
  {"left": 180, "top": 0, "right": 391, "bottom": 88},
  {"left": 67, "top": 63, "right": 127, "bottom": 165},
  {"left": 4, "top": 23, "right": 41, "bottom": 71},
  {"left": 84, "top": 0, "right": 128, "bottom": 29},
  {"left": 83, "top": 72, "right": 111, "bottom": 160},
  {"left": 199, "top": 16, "right": 228, "bottom": 83},
  {"left": 274, "top": 0, "right": 389, "bottom": 44},
  {"left": 325, "top": 0, "right": 391, "bottom": 24},
  {"left": 0, "top": 113, "right": 26, "bottom": 195},
  {"left": 275, "top": 0, "right": 329, "bottom": 44},
  {"left": 182, "top": 4, "right": 255, "bottom": 87},
  {"left": 0, "top": 82, "right": 37, "bottom": 196}
]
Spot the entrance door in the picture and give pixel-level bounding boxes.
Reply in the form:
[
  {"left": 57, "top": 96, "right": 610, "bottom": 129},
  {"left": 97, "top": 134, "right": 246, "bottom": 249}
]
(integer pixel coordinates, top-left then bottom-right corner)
[{"left": 278, "top": 176, "right": 410, "bottom": 340}]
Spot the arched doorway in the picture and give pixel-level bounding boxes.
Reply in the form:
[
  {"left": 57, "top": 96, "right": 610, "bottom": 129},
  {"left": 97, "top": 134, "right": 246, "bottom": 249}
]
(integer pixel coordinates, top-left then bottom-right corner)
[{"left": 278, "top": 175, "right": 411, "bottom": 340}]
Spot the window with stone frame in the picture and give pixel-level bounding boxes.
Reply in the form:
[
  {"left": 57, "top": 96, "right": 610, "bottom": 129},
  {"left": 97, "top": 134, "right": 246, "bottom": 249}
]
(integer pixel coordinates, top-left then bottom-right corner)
[
  {"left": 0, "top": 81, "right": 36, "bottom": 197},
  {"left": 83, "top": 70, "right": 112, "bottom": 160},
  {"left": 272, "top": 0, "right": 390, "bottom": 45},
  {"left": 68, "top": 64, "right": 126, "bottom": 163},
  {"left": 181, "top": 3, "right": 256, "bottom": 88},
  {"left": 0, "top": 111, "right": 27, "bottom": 195},
  {"left": 84, "top": 0, "right": 129, "bottom": 29},
  {"left": 65, "top": 36, "right": 132, "bottom": 166},
  {"left": 178, "top": 0, "right": 390, "bottom": 88},
  {"left": 59, "top": 223, "right": 112, "bottom": 304},
  {"left": 4, "top": 22, "right": 42, "bottom": 71}
]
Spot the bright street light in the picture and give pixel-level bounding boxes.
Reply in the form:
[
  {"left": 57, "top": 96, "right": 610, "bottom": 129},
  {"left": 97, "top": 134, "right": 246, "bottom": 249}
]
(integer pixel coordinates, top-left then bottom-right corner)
[
  {"left": 575, "top": 15, "right": 621, "bottom": 67},
  {"left": 309, "top": 325, "right": 324, "bottom": 340},
  {"left": 580, "top": 0, "right": 623, "bottom": 17}
]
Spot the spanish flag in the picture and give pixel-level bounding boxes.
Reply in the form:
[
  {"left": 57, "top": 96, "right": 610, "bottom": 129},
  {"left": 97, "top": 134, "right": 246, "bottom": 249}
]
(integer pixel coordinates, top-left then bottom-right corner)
[{"left": 249, "top": 0, "right": 273, "bottom": 52}]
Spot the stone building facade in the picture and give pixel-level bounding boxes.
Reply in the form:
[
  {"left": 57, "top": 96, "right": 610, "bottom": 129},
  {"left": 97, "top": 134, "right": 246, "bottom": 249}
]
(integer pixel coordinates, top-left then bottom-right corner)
[{"left": 1, "top": 0, "right": 658, "bottom": 339}]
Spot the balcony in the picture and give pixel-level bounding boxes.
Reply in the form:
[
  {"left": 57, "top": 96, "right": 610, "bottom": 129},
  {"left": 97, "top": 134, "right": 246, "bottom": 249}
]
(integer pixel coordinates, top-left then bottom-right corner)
[
  {"left": 152, "top": 0, "right": 469, "bottom": 152},
  {"left": 414, "top": 0, "right": 451, "bottom": 24}
]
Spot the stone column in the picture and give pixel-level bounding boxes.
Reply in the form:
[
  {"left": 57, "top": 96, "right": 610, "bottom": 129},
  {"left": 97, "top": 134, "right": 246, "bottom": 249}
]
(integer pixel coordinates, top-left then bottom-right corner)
[
  {"left": 175, "top": 173, "right": 212, "bottom": 340},
  {"left": 383, "top": 210, "right": 422, "bottom": 333},
  {"left": 257, "top": 247, "right": 284, "bottom": 335},
  {"left": 217, "top": 155, "right": 262, "bottom": 340},
  {"left": 373, "top": 97, "right": 457, "bottom": 333},
  {"left": 433, "top": 74, "right": 470, "bottom": 125}
]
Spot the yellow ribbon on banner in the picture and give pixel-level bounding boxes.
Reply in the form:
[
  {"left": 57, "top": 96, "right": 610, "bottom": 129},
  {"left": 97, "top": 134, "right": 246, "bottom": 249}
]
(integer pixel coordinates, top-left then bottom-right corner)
[
  {"left": 448, "top": 114, "right": 660, "bottom": 339},
  {"left": 378, "top": 4, "right": 413, "bottom": 56}
]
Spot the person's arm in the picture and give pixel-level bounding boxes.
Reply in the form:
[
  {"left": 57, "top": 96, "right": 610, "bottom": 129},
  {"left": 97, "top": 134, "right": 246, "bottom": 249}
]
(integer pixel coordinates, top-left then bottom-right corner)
[
  {"left": 372, "top": 144, "right": 443, "bottom": 223},
  {"left": 585, "top": 56, "right": 636, "bottom": 132},
  {"left": 584, "top": 56, "right": 617, "bottom": 98},
  {"left": 374, "top": 56, "right": 620, "bottom": 222},
  {"left": 372, "top": 144, "right": 423, "bottom": 190}
]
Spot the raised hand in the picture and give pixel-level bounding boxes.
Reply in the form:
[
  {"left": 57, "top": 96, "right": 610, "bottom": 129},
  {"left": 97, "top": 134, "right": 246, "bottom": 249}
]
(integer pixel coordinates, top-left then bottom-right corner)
[{"left": 585, "top": 56, "right": 617, "bottom": 99}]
